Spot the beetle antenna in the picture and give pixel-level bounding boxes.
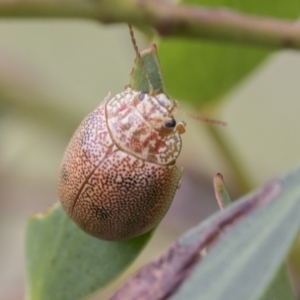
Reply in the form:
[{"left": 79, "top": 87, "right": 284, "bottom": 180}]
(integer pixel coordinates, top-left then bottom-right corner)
[
  {"left": 128, "top": 24, "right": 154, "bottom": 94},
  {"left": 174, "top": 105, "right": 226, "bottom": 126}
]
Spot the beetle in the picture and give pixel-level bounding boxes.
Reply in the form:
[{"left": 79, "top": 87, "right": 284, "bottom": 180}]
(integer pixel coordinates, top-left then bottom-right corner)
[{"left": 58, "top": 26, "right": 186, "bottom": 241}]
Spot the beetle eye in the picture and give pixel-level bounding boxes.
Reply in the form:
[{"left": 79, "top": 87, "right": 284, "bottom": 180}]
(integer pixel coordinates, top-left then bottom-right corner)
[
  {"left": 164, "top": 118, "right": 176, "bottom": 128},
  {"left": 138, "top": 92, "right": 146, "bottom": 101}
]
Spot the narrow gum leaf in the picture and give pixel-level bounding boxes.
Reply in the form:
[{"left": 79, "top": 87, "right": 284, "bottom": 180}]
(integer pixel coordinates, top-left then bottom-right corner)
[
  {"left": 171, "top": 169, "right": 300, "bottom": 300},
  {"left": 111, "top": 179, "right": 281, "bottom": 299},
  {"left": 111, "top": 166, "right": 300, "bottom": 299}
]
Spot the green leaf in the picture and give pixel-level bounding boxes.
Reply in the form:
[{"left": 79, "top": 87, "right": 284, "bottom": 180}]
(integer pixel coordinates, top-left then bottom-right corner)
[
  {"left": 287, "top": 234, "right": 300, "bottom": 290},
  {"left": 261, "top": 264, "right": 295, "bottom": 300},
  {"left": 25, "top": 202, "right": 153, "bottom": 300},
  {"left": 158, "top": 0, "right": 300, "bottom": 106},
  {"left": 130, "top": 44, "right": 166, "bottom": 94},
  {"left": 171, "top": 167, "right": 300, "bottom": 300}
]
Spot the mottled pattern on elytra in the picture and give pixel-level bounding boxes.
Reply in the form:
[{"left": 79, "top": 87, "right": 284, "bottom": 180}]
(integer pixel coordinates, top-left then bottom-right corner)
[
  {"left": 58, "top": 92, "right": 183, "bottom": 241},
  {"left": 58, "top": 100, "right": 112, "bottom": 215},
  {"left": 106, "top": 87, "right": 181, "bottom": 165},
  {"left": 71, "top": 150, "right": 182, "bottom": 240}
]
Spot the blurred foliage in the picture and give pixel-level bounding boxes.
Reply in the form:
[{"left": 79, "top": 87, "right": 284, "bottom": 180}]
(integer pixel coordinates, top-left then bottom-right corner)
[{"left": 159, "top": 0, "right": 300, "bottom": 106}]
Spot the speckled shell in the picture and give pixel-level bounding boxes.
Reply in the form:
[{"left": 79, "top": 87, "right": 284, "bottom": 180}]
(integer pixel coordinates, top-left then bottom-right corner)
[{"left": 58, "top": 88, "right": 183, "bottom": 241}]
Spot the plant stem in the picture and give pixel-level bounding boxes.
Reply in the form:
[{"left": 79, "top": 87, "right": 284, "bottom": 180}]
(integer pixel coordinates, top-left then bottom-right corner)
[
  {"left": 206, "top": 125, "right": 253, "bottom": 195},
  {"left": 0, "top": 0, "right": 300, "bottom": 50}
]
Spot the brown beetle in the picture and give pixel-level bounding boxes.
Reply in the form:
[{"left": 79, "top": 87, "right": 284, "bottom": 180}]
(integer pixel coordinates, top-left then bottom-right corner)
[{"left": 58, "top": 84, "right": 185, "bottom": 240}]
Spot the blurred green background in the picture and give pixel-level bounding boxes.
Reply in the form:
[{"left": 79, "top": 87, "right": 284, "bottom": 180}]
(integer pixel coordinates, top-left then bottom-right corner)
[{"left": 1, "top": 21, "right": 300, "bottom": 299}]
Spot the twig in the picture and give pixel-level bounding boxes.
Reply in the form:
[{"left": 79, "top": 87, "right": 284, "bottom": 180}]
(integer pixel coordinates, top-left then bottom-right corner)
[{"left": 0, "top": 0, "right": 300, "bottom": 49}]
